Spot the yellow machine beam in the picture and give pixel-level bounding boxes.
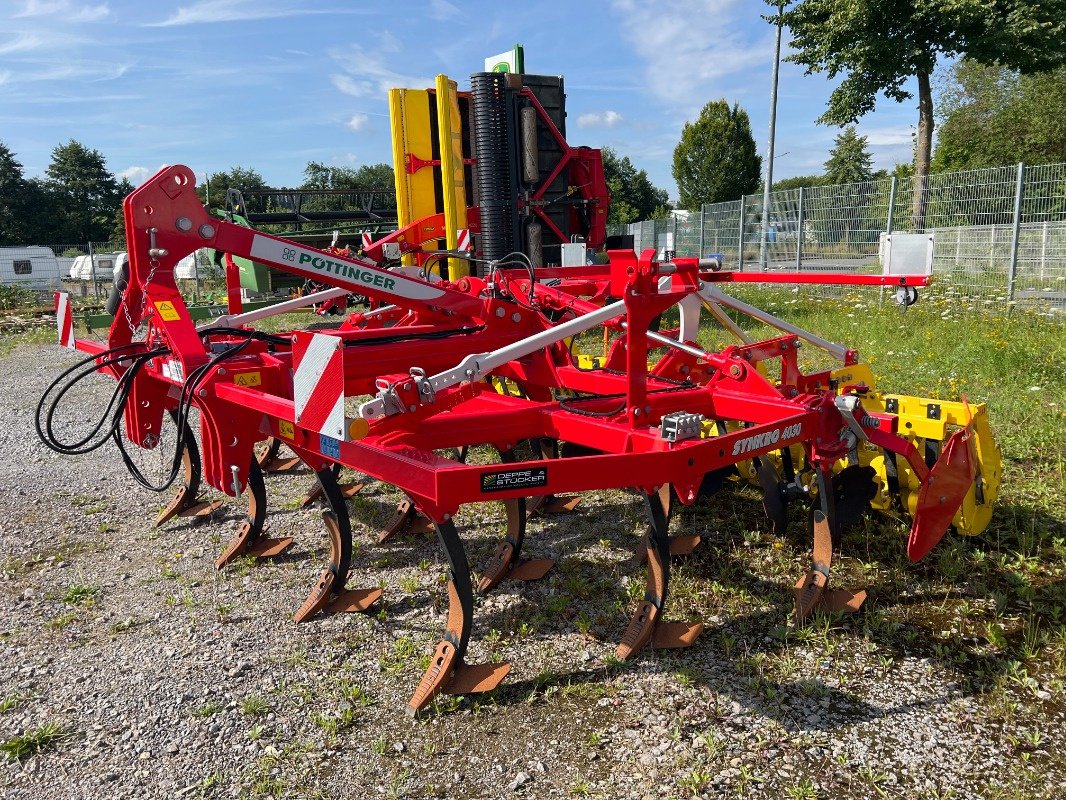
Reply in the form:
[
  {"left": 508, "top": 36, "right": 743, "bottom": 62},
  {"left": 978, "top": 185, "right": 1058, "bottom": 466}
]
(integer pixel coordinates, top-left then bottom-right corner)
[
  {"left": 435, "top": 74, "right": 470, "bottom": 279},
  {"left": 388, "top": 88, "right": 439, "bottom": 268}
]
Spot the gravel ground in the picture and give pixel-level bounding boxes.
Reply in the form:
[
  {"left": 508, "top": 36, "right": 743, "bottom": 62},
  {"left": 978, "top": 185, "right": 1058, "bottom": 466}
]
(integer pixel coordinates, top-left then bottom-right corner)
[{"left": 1, "top": 340, "right": 1063, "bottom": 799}]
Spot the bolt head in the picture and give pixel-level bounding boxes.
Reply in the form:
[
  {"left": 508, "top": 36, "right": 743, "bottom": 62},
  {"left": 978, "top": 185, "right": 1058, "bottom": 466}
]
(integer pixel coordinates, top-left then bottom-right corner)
[
  {"left": 198, "top": 223, "right": 216, "bottom": 239},
  {"left": 175, "top": 216, "right": 193, "bottom": 232}
]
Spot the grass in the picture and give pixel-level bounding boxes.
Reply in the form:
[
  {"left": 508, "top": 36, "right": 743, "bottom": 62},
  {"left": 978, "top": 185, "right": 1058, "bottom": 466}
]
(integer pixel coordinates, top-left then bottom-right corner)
[{"left": 0, "top": 723, "right": 70, "bottom": 761}]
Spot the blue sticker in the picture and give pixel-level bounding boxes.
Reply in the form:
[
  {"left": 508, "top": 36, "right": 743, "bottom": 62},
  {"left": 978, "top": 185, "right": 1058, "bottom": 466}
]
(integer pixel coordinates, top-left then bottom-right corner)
[{"left": 319, "top": 434, "right": 341, "bottom": 459}]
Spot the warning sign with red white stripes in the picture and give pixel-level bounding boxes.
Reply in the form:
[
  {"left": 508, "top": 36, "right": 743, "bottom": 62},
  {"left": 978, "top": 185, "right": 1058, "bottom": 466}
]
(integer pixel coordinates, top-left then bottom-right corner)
[
  {"left": 361, "top": 231, "right": 373, "bottom": 251},
  {"left": 292, "top": 331, "right": 345, "bottom": 440},
  {"left": 54, "top": 292, "right": 75, "bottom": 349},
  {"left": 456, "top": 228, "right": 471, "bottom": 252}
]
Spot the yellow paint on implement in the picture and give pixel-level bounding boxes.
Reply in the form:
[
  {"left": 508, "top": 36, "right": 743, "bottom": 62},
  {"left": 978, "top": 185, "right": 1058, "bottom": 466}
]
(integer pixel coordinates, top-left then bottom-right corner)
[
  {"left": 389, "top": 88, "right": 438, "bottom": 269},
  {"left": 278, "top": 419, "right": 295, "bottom": 439},
  {"left": 435, "top": 74, "right": 469, "bottom": 279}
]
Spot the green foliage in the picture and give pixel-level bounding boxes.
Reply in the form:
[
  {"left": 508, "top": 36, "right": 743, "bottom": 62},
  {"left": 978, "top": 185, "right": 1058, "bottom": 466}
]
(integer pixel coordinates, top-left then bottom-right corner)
[
  {"left": 823, "top": 126, "right": 874, "bottom": 184},
  {"left": 45, "top": 140, "right": 123, "bottom": 243},
  {"left": 672, "top": 99, "right": 761, "bottom": 210},
  {"left": 197, "top": 166, "right": 269, "bottom": 210},
  {"left": 782, "top": 0, "right": 1066, "bottom": 224},
  {"left": 302, "top": 161, "right": 394, "bottom": 191},
  {"left": 601, "top": 147, "right": 669, "bottom": 224},
  {"left": 0, "top": 284, "right": 35, "bottom": 311},
  {"left": 1, "top": 723, "right": 69, "bottom": 761},
  {"left": 771, "top": 174, "right": 824, "bottom": 191},
  {"left": 932, "top": 60, "right": 1066, "bottom": 172}
]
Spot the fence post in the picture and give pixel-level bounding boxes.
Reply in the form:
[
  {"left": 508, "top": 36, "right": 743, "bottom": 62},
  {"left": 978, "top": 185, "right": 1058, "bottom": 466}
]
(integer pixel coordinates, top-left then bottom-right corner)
[
  {"left": 1007, "top": 161, "right": 1025, "bottom": 301},
  {"left": 738, "top": 195, "right": 746, "bottom": 269},
  {"left": 886, "top": 177, "right": 897, "bottom": 234},
  {"left": 795, "top": 187, "right": 805, "bottom": 271},
  {"left": 87, "top": 241, "right": 98, "bottom": 299},
  {"left": 698, "top": 205, "right": 705, "bottom": 257}
]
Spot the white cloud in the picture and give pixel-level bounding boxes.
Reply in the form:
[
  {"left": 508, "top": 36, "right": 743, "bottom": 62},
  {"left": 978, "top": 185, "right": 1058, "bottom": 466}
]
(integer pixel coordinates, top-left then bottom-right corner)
[
  {"left": 0, "top": 32, "right": 46, "bottom": 55},
  {"left": 859, "top": 125, "right": 914, "bottom": 147},
  {"left": 0, "top": 71, "right": 11, "bottom": 86},
  {"left": 609, "top": 0, "right": 771, "bottom": 109},
  {"left": 329, "top": 42, "right": 433, "bottom": 99},
  {"left": 346, "top": 113, "right": 369, "bottom": 132},
  {"left": 146, "top": 1, "right": 367, "bottom": 27},
  {"left": 119, "top": 165, "right": 152, "bottom": 184},
  {"left": 578, "top": 110, "right": 623, "bottom": 128},
  {"left": 13, "top": 1, "right": 109, "bottom": 22},
  {"left": 428, "top": 0, "right": 459, "bottom": 20}
]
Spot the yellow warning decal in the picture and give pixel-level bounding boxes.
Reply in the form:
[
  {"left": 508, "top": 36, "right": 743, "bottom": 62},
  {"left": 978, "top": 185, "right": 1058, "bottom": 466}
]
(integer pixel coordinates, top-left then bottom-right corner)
[
  {"left": 154, "top": 300, "right": 180, "bottom": 321},
  {"left": 233, "top": 371, "right": 262, "bottom": 387},
  {"left": 278, "top": 419, "right": 295, "bottom": 439}
]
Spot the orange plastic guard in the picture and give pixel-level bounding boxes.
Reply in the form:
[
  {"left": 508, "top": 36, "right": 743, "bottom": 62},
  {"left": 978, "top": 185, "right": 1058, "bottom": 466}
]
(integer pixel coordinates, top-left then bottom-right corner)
[{"left": 907, "top": 426, "right": 976, "bottom": 561}]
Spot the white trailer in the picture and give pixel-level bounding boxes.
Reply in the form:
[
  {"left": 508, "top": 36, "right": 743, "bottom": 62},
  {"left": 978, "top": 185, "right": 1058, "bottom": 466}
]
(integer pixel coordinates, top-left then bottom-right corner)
[{"left": 0, "top": 246, "right": 62, "bottom": 290}]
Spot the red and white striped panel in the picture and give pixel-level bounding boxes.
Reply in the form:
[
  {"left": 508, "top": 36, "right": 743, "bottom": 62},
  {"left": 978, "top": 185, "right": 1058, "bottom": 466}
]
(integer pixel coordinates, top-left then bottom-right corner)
[
  {"left": 361, "top": 231, "right": 373, "bottom": 251},
  {"left": 456, "top": 228, "right": 471, "bottom": 252},
  {"left": 54, "top": 292, "right": 75, "bottom": 349},
  {"left": 292, "top": 332, "right": 345, "bottom": 440}
]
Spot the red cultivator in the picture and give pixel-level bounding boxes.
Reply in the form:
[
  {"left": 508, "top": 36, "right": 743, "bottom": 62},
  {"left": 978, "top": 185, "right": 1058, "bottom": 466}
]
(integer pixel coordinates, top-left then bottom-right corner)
[{"left": 37, "top": 164, "right": 1001, "bottom": 714}]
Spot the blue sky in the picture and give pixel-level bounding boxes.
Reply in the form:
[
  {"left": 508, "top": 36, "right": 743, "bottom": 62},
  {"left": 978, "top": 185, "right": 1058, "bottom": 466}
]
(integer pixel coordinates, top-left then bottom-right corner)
[{"left": 0, "top": 0, "right": 923, "bottom": 200}]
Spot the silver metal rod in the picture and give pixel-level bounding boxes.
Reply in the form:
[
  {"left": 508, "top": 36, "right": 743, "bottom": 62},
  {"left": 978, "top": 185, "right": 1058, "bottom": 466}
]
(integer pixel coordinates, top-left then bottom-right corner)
[
  {"left": 700, "top": 296, "right": 754, "bottom": 344},
  {"left": 759, "top": 7, "right": 784, "bottom": 271},
  {"left": 699, "top": 284, "right": 849, "bottom": 361},
  {"left": 358, "top": 299, "right": 630, "bottom": 419},
  {"left": 198, "top": 287, "right": 349, "bottom": 330}
]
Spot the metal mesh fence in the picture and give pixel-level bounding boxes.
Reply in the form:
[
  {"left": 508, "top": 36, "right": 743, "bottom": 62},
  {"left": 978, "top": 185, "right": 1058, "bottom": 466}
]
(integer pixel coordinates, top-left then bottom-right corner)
[
  {"left": 610, "top": 161, "right": 1066, "bottom": 313},
  {"left": 0, "top": 241, "right": 222, "bottom": 305}
]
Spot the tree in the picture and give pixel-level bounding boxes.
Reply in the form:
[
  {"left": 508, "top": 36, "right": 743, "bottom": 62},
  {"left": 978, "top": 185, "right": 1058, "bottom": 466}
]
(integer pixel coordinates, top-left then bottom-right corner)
[
  {"left": 45, "top": 140, "right": 123, "bottom": 243},
  {"left": 823, "top": 126, "right": 874, "bottom": 184},
  {"left": 198, "top": 167, "right": 269, "bottom": 211},
  {"left": 780, "top": 0, "right": 1066, "bottom": 229},
  {"left": 601, "top": 147, "right": 669, "bottom": 224},
  {"left": 771, "top": 174, "right": 824, "bottom": 191},
  {"left": 301, "top": 161, "right": 394, "bottom": 190},
  {"left": 932, "top": 60, "right": 1066, "bottom": 172},
  {"left": 672, "top": 99, "right": 761, "bottom": 210},
  {"left": 0, "top": 143, "right": 36, "bottom": 246}
]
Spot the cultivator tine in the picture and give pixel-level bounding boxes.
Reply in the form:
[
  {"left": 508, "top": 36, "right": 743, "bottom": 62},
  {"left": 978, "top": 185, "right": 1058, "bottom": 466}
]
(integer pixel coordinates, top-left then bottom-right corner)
[
  {"left": 478, "top": 449, "right": 553, "bottom": 592},
  {"left": 255, "top": 437, "right": 301, "bottom": 473},
  {"left": 155, "top": 419, "right": 223, "bottom": 526},
  {"left": 215, "top": 459, "right": 294, "bottom": 568},
  {"left": 300, "top": 464, "right": 363, "bottom": 508},
  {"left": 634, "top": 485, "right": 701, "bottom": 564},
  {"left": 295, "top": 466, "right": 381, "bottom": 622},
  {"left": 379, "top": 497, "right": 435, "bottom": 542},
  {"left": 408, "top": 517, "right": 510, "bottom": 716},
  {"left": 617, "top": 490, "right": 703, "bottom": 660},
  {"left": 477, "top": 497, "right": 553, "bottom": 592},
  {"left": 793, "top": 509, "right": 867, "bottom": 625},
  {"left": 907, "top": 424, "right": 976, "bottom": 562},
  {"left": 526, "top": 439, "right": 580, "bottom": 518}
]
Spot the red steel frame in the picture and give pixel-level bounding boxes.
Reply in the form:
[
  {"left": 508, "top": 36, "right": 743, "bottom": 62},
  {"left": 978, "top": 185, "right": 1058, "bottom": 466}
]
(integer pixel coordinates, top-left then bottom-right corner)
[{"left": 58, "top": 165, "right": 972, "bottom": 713}]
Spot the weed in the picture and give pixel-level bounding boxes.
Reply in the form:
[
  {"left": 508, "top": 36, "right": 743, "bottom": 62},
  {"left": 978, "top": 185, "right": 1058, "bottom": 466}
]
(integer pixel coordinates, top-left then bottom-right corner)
[
  {"left": 191, "top": 701, "right": 223, "bottom": 718},
  {"left": 62, "top": 584, "right": 99, "bottom": 605},
  {"left": 1, "top": 723, "right": 70, "bottom": 760},
  {"left": 241, "top": 696, "right": 270, "bottom": 716}
]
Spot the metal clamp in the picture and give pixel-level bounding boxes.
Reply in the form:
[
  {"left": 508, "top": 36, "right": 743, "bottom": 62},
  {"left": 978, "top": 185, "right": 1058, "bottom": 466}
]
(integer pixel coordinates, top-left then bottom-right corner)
[
  {"left": 834, "top": 394, "right": 870, "bottom": 443},
  {"left": 372, "top": 378, "right": 407, "bottom": 417},
  {"left": 410, "top": 367, "right": 435, "bottom": 405}
]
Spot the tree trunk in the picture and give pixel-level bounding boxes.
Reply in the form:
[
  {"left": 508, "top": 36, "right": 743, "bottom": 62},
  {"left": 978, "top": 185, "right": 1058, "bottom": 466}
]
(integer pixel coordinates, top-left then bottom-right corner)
[{"left": 911, "top": 68, "right": 934, "bottom": 231}]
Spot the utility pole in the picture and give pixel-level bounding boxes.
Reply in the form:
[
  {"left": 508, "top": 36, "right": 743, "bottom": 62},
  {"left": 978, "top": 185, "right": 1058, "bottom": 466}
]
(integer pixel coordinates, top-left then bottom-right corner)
[{"left": 759, "top": 2, "right": 784, "bottom": 271}]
